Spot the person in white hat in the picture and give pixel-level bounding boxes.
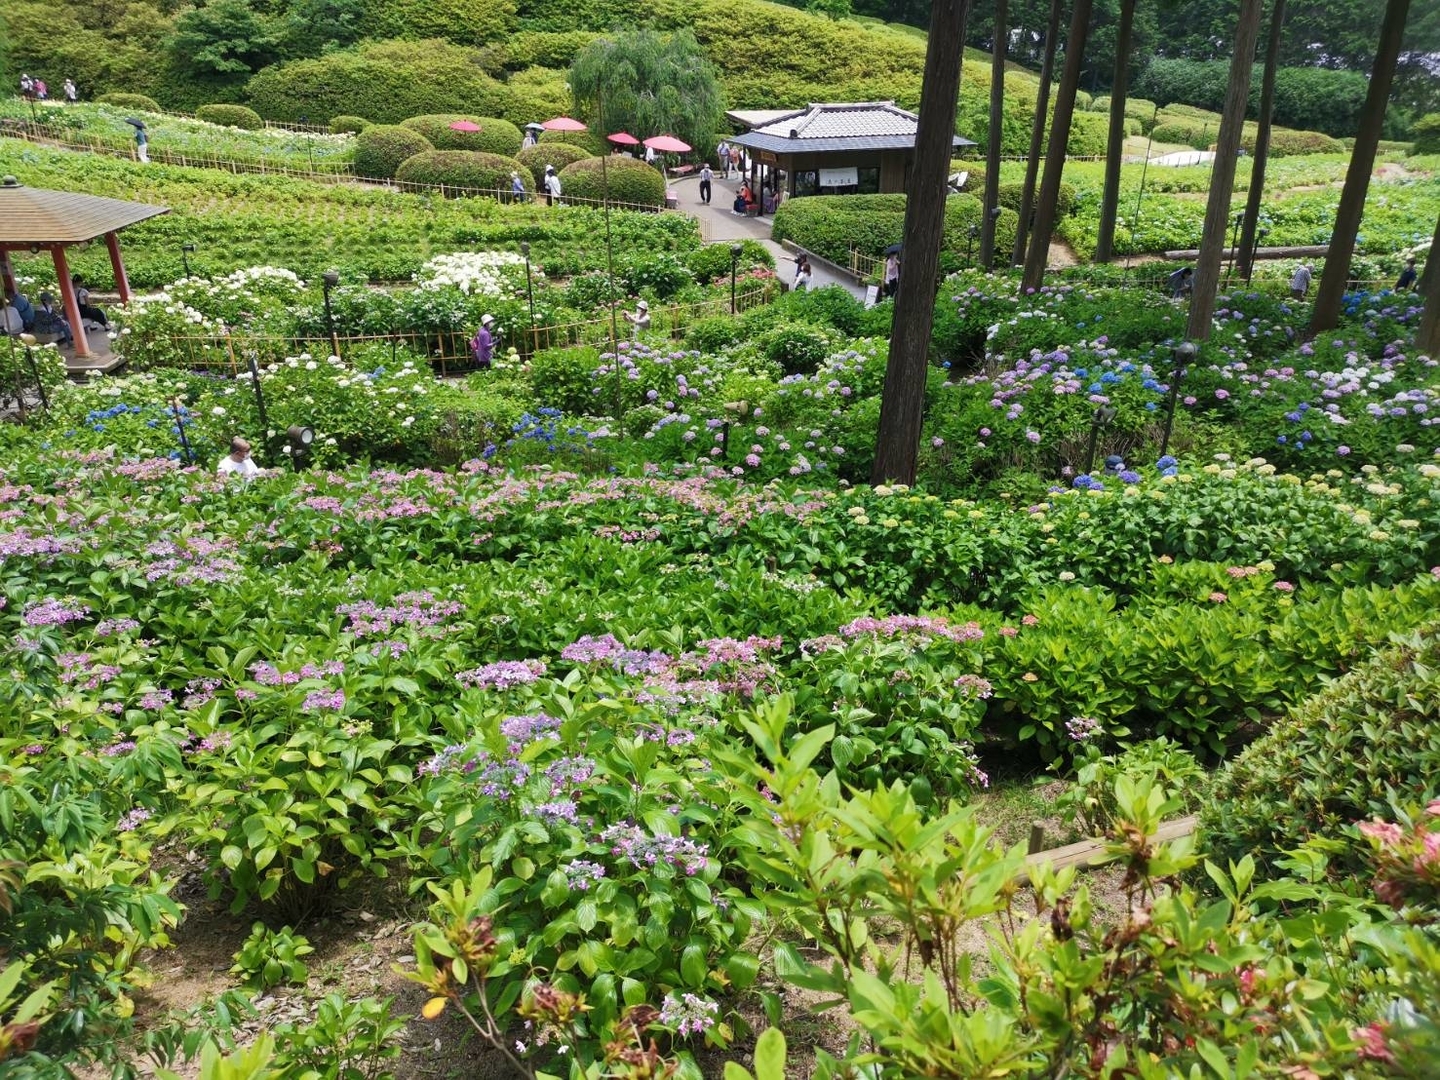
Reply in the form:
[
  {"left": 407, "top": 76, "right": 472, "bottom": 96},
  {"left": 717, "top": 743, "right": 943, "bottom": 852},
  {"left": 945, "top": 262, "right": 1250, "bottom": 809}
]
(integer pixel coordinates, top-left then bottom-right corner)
[
  {"left": 623, "top": 299, "right": 651, "bottom": 338},
  {"left": 471, "top": 314, "right": 495, "bottom": 369},
  {"left": 543, "top": 165, "right": 562, "bottom": 207}
]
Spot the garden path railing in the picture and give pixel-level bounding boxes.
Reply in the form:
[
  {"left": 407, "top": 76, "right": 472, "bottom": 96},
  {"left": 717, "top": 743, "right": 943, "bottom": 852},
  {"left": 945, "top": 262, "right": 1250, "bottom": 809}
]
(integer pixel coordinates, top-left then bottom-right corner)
[
  {"left": 116, "top": 283, "right": 774, "bottom": 377},
  {"left": 0, "top": 122, "right": 677, "bottom": 216}
]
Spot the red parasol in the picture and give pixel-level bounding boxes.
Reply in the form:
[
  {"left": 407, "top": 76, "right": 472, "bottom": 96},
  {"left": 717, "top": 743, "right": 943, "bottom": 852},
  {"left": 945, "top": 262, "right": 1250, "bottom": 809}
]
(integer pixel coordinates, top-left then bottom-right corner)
[
  {"left": 448, "top": 120, "right": 482, "bottom": 132},
  {"left": 542, "top": 116, "right": 588, "bottom": 132},
  {"left": 643, "top": 134, "right": 692, "bottom": 153},
  {"left": 606, "top": 132, "right": 640, "bottom": 145}
]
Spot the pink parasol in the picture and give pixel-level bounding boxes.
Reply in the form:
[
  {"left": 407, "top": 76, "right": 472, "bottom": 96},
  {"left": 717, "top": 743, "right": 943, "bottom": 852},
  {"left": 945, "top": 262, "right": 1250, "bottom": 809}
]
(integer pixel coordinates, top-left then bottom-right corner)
[
  {"left": 448, "top": 120, "right": 482, "bottom": 132},
  {"left": 542, "top": 116, "right": 588, "bottom": 132},
  {"left": 606, "top": 132, "right": 640, "bottom": 146},
  {"left": 643, "top": 134, "right": 692, "bottom": 153}
]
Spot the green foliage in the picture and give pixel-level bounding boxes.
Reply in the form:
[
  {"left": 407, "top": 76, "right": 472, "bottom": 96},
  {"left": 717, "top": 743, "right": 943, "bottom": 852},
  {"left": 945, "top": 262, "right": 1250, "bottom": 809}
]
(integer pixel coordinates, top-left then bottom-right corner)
[
  {"left": 501, "top": 29, "right": 598, "bottom": 69},
  {"left": 167, "top": 0, "right": 283, "bottom": 89},
  {"left": 195, "top": 103, "right": 264, "bottom": 130},
  {"left": 244, "top": 39, "right": 510, "bottom": 123},
  {"left": 229, "top": 924, "right": 313, "bottom": 990},
  {"left": 772, "top": 193, "right": 1016, "bottom": 267},
  {"left": 358, "top": 0, "right": 516, "bottom": 45},
  {"left": 517, "top": 141, "right": 589, "bottom": 187},
  {"left": 685, "top": 239, "right": 774, "bottom": 285},
  {"left": 1241, "top": 126, "right": 1346, "bottom": 157},
  {"left": 267, "top": 994, "right": 405, "bottom": 1078},
  {"left": 394, "top": 150, "right": 533, "bottom": 196},
  {"left": 1201, "top": 627, "right": 1440, "bottom": 875},
  {"left": 558, "top": 155, "right": 668, "bottom": 208},
  {"left": 400, "top": 114, "right": 523, "bottom": 156},
  {"left": 538, "top": 126, "right": 606, "bottom": 155},
  {"left": 352, "top": 124, "right": 433, "bottom": 179},
  {"left": 96, "top": 92, "right": 162, "bottom": 112},
  {"left": 327, "top": 114, "right": 371, "bottom": 134},
  {"left": 1137, "top": 57, "right": 1370, "bottom": 138},
  {"left": 569, "top": 28, "right": 726, "bottom": 154},
  {"left": 1414, "top": 113, "right": 1440, "bottom": 155},
  {"left": 496, "top": 65, "right": 572, "bottom": 126},
  {"left": 1056, "top": 737, "right": 1207, "bottom": 837}
]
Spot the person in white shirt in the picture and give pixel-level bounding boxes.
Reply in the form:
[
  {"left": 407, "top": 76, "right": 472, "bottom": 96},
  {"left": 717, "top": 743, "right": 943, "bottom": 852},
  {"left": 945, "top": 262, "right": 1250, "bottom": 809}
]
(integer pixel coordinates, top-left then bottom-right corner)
[
  {"left": 622, "top": 299, "right": 651, "bottom": 338},
  {"left": 792, "top": 254, "right": 813, "bottom": 292},
  {"left": 217, "top": 437, "right": 263, "bottom": 480},
  {"left": 544, "top": 166, "right": 563, "bottom": 206}
]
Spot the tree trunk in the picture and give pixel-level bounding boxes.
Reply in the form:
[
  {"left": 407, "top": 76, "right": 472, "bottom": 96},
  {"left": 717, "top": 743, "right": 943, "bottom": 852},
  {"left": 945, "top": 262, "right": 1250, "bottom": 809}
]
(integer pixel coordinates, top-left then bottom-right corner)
[
  {"left": 1012, "top": 0, "right": 1063, "bottom": 266},
  {"left": 1237, "top": 0, "right": 1286, "bottom": 284},
  {"left": 1418, "top": 213, "right": 1440, "bottom": 357},
  {"left": 871, "top": 0, "right": 970, "bottom": 486},
  {"left": 1308, "top": 0, "right": 1412, "bottom": 336},
  {"left": 1093, "top": 0, "right": 1135, "bottom": 263},
  {"left": 1021, "top": 0, "right": 1093, "bottom": 293},
  {"left": 980, "top": 0, "right": 1008, "bottom": 270},
  {"left": 1185, "top": 0, "right": 1264, "bottom": 341}
]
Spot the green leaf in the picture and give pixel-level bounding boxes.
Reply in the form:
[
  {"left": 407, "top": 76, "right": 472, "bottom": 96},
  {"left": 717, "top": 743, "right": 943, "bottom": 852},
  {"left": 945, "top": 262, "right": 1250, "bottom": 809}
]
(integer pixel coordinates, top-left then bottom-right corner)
[
  {"left": 680, "top": 943, "right": 706, "bottom": 987},
  {"left": 753, "top": 1027, "right": 786, "bottom": 1080}
]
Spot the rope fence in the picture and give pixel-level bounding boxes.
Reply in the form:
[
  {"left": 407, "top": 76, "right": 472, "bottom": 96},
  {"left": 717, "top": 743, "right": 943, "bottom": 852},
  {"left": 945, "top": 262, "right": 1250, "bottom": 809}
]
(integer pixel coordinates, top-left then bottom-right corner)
[{"left": 116, "top": 284, "right": 774, "bottom": 377}]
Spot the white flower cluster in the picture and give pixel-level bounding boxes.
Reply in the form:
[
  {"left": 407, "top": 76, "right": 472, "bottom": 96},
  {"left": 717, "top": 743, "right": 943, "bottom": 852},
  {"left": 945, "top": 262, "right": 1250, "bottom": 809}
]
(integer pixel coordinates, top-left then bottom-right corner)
[{"left": 415, "top": 252, "right": 528, "bottom": 297}]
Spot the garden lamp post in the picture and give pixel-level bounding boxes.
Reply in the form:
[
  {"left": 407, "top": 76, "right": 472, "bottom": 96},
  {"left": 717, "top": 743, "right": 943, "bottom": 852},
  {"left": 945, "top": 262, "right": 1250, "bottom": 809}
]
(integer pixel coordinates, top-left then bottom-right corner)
[
  {"left": 1245, "top": 227, "right": 1269, "bottom": 286},
  {"left": 170, "top": 397, "right": 194, "bottom": 464},
  {"left": 300, "top": 116, "right": 315, "bottom": 174},
  {"left": 1159, "top": 340, "right": 1198, "bottom": 459},
  {"left": 1224, "top": 212, "right": 1244, "bottom": 289},
  {"left": 966, "top": 224, "right": 979, "bottom": 268},
  {"left": 730, "top": 244, "right": 742, "bottom": 315},
  {"left": 520, "top": 241, "right": 536, "bottom": 353},
  {"left": 1081, "top": 404, "right": 1118, "bottom": 477},
  {"left": 244, "top": 350, "right": 270, "bottom": 439},
  {"left": 321, "top": 270, "right": 340, "bottom": 358},
  {"left": 18, "top": 333, "right": 48, "bottom": 411},
  {"left": 286, "top": 424, "right": 314, "bottom": 471},
  {"left": 181, "top": 243, "right": 195, "bottom": 278}
]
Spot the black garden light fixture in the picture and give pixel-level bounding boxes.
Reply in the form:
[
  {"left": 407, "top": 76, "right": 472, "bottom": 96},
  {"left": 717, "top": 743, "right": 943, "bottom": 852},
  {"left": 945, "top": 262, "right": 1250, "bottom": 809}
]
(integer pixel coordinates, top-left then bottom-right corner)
[
  {"left": 244, "top": 350, "right": 271, "bottom": 455},
  {"left": 1224, "top": 212, "right": 1244, "bottom": 289},
  {"left": 1159, "top": 340, "right": 1198, "bottom": 460},
  {"left": 181, "top": 243, "right": 196, "bottom": 278},
  {"left": 1082, "top": 404, "right": 1119, "bottom": 477},
  {"left": 730, "top": 243, "right": 743, "bottom": 315},
  {"left": 966, "top": 223, "right": 980, "bottom": 268},
  {"left": 286, "top": 424, "right": 314, "bottom": 470},
  {"left": 321, "top": 270, "right": 340, "bottom": 358}
]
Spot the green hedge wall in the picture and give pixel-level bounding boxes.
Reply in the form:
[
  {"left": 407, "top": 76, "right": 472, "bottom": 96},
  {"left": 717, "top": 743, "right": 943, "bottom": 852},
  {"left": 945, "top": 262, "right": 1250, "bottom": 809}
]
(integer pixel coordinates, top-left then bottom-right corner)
[
  {"left": 354, "top": 125, "right": 434, "bottom": 179},
  {"left": 245, "top": 40, "right": 511, "bottom": 124},
  {"left": 1413, "top": 113, "right": 1440, "bottom": 155},
  {"left": 401, "top": 114, "right": 524, "bottom": 156},
  {"left": 1136, "top": 58, "right": 1369, "bottom": 139},
  {"left": 195, "top": 103, "right": 265, "bottom": 130},
  {"left": 539, "top": 128, "right": 607, "bottom": 156},
  {"left": 518, "top": 142, "right": 590, "bottom": 187},
  {"left": 96, "top": 92, "right": 161, "bottom": 112},
  {"left": 556, "top": 156, "right": 667, "bottom": 208},
  {"left": 394, "top": 150, "right": 533, "bottom": 196},
  {"left": 771, "top": 193, "right": 1017, "bottom": 265},
  {"left": 358, "top": 0, "right": 517, "bottom": 46},
  {"left": 501, "top": 30, "right": 598, "bottom": 69}
]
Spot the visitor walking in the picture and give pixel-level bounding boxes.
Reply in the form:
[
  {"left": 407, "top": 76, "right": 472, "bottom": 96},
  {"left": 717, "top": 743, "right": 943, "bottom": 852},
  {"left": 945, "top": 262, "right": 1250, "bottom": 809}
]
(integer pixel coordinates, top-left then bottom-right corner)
[
  {"left": 134, "top": 123, "right": 149, "bottom": 163},
  {"left": 718, "top": 140, "right": 731, "bottom": 179},
  {"left": 510, "top": 171, "right": 525, "bottom": 204},
  {"left": 1289, "top": 263, "right": 1312, "bottom": 300},
  {"left": 644, "top": 144, "right": 657, "bottom": 168},
  {"left": 19, "top": 74, "right": 33, "bottom": 98},
  {"left": 1395, "top": 257, "right": 1418, "bottom": 292},
  {"left": 698, "top": 163, "right": 712, "bottom": 205},
  {"left": 622, "top": 300, "right": 650, "bottom": 338},
  {"left": 471, "top": 314, "right": 495, "bottom": 370},
  {"left": 63, "top": 79, "right": 77, "bottom": 103},
  {"left": 883, "top": 252, "right": 901, "bottom": 298},
  {"left": 543, "top": 165, "right": 561, "bottom": 206},
  {"left": 218, "top": 437, "right": 263, "bottom": 480},
  {"left": 34, "top": 79, "right": 47, "bottom": 101}
]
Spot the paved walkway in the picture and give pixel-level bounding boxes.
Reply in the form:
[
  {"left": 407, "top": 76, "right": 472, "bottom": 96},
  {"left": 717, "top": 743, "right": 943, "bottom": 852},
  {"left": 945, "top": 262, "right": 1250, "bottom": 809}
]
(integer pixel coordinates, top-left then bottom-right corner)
[{"left": 667, "top": 174, "right": 868, "bottom": 301}]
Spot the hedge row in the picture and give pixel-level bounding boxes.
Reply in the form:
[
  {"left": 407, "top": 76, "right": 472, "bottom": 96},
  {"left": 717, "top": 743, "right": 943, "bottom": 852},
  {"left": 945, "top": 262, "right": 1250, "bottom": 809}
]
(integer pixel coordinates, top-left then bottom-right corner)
[
  {"left": 517, "top": 143, "right": 590, "bottom": 187},
  {"left": 771, "top": 193, "right": 1018, "bottom": 266},
  {"left": 394, "top": 150, "right": 533, "bottom": 195},
  {"left": 194, "top": 103, "right": 264, "bottom": 130},
  {"left": 401, "top": 114, "right": 524, "bottom": 156},
  {"left": 96, "top": 92, "right": 161, "bottom": 113},
  {"left": 353, "top": 125, "right": 434, "bottom": 179},
  {"left": 557, "top": 156, "right": 667, "bottom": 208},
  {"left": 1136, "top": 58, "right": 1369, "bottom": 139}
]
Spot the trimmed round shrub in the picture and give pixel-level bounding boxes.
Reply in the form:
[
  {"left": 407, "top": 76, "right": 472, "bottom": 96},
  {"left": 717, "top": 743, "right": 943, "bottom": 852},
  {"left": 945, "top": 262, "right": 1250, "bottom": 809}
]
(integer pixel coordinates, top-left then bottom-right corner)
[
  {"left": 1409, "top": 112, "right": 1440, "bottom": 155},
  {"left": 539, "top": 128, "right": 606, "bottom": 156},
  {"left": 400, "top": 114, "right": 523, "bottom": 155},
  {"left": 496, "top": 66, "right": 572, "bottom": 128},
  {"left": 97, "top": 92, "right": 161, "bottom": 112},
  {"left": 354, "top": 125, "right": 435, "bottom": 179},
  {"left": 1201, "top": 628, "right": 1440, "bottom": 877},
  {"left": 1152, "top": 116, "right": 1214, "bottom": 149},
  {"left": 394, "top": 150, "right": 532, "bottom": 196},
  {"left": 195, "top": 103, "right": 264, "bottom": 130},
  {"left": 1241, "top": 127, "right": 1345, "bottom": 157},
  {"left": 557, "top": 156, "right": 667, "bottom": 208},
  {"left": 244, "top": 40, "right": 510, "bottom": 124},
  {"left": 328, "top": 115, "right": 372, "bottom": 134},
  {"left": 517, "top": 142, "right": 589, "bottom": 187}
]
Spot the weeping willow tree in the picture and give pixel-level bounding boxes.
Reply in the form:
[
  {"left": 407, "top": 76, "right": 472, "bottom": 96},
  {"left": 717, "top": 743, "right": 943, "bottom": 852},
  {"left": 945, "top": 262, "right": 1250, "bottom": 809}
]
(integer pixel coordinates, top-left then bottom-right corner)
[{"left": 569, "top": 29, "right": 726, "bottom": 152}]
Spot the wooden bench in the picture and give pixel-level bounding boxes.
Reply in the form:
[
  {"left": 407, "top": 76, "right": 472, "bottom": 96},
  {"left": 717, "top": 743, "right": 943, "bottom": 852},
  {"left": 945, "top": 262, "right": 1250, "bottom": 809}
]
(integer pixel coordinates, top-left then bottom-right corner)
[{"left": 669, "top": 164, "right": 698, "bottom": 178}]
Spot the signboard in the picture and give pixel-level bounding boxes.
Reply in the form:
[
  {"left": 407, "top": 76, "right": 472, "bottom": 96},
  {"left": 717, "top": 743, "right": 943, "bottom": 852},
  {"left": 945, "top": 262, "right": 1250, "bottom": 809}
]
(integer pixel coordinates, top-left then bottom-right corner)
[
  {"left": 759, "top": 151, "right": 779, "bottom": 164},
  {"left": 819, "top": 166, "right": 859, "bottom": 188}
]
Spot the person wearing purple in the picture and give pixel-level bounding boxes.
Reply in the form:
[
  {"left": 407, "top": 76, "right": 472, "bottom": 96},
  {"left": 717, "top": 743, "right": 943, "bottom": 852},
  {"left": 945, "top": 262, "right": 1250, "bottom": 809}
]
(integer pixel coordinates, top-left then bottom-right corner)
[{"left": 471, "top": 314, "right": 495, "bottom": 370}]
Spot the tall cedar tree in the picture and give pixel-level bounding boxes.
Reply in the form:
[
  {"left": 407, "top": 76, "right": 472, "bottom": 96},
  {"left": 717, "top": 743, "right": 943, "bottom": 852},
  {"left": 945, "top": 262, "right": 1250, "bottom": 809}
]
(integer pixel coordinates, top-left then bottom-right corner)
[
  {"left": 1236, "top": 0, "right": 1287, "bottom": 285},
  {"left": 1012, "top": 0, "right": 1063, "bottom": 266},
  {"left": 980, "top": 0, "right": 1007, "bottom": 269},
  {"left": 871, "top": 0, "right": 969, "bottom": 485},
  {"left": 1093, "top": 0, "right": 1135, "bottom": 263}
]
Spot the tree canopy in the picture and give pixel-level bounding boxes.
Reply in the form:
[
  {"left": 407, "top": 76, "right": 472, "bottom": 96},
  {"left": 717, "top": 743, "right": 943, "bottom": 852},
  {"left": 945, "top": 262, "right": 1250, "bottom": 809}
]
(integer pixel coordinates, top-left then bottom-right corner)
[{"left": 568, "top": 28, "right": 725, "bottom": 153}]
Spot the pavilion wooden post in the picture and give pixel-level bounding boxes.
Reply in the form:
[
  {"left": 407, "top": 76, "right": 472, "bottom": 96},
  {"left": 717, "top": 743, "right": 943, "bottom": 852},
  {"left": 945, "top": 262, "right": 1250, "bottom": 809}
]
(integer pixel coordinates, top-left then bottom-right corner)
[
  {"left": 0, "top": 249, "right": 15, "bottom": 297},
  {"left": 104, "top": 231, "right": 132, "bottom": 304},
  {"left": 50, "top": 245, "right": 90, "bottom": 357}
]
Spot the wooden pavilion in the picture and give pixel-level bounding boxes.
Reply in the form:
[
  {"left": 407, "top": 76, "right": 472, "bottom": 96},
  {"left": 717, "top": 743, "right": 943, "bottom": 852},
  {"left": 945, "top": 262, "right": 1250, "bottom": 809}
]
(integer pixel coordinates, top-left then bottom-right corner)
[{"left": 0, "top": 175, "right": 168, "bottom": 364}]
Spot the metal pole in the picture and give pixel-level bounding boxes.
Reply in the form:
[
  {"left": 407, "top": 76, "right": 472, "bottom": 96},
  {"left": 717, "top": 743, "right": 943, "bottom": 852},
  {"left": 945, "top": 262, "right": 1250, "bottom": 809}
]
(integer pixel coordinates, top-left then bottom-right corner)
[
  {"left": 1158, "top": 342, "right": 1196, "bottom": 459},
  {"left": 321, "top": 271, "right": 340, "bottom": 358},
  {"left": 181, "top": 246, "right": 192, "bottom": 278},
  {"left": 7, "top": 333, "right": 25, "bottom": 420},
  {"left": 730, "top": 251, "right": 738, "bottom": 314},
  {"left": 171, "top": 397, "right": 194, "bottom": 464},
  {"left": 246, "top": 351, "right": 270, "bottom": 444},
  {"left": 1224, "top": 213, "right": 1243, "bottom": 289},
  {"left": 1245, "top": 227, "right": 1268, "bottom": 286},
  {"left": 25, "top": 345, "right": 48, "bottom": 411}
]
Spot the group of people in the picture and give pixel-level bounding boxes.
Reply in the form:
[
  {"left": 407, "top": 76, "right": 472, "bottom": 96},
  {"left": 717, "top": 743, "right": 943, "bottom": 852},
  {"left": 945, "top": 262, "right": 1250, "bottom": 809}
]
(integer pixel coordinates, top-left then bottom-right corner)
[
  {"left": 19, "top": 75, "right": 78, "bottom": 102},
  {"left": 1166, "top": 257, "right": 1419, "bottom": 302},
  {"left": 716, "top": 141, "right": 748, "bottom": 179},
  {"left": 2, "top": 279, "right": 108, "bottom": 345}
]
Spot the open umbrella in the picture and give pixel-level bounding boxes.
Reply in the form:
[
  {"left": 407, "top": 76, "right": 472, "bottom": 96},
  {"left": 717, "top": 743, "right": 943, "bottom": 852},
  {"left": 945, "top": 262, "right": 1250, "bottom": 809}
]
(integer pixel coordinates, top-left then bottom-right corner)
[
  {"left": 884, "top": 243, "right": 903, "bottom": 255},
  {"left": 448, "top": 120, "right": 482, "bottom": 133},
  {"left": 606, "top": 132, "right": 640, "bottom": 146},
  {"left": 542, "top": 117, "right": 588, "bottom": 132},
  {"left": 643, "top": 135, "right": 691, "bottom": 153},
  {"left": 524, "top": 122, "right": 546, "bottom": 132},
  {"left": 124, "top": 117, "right": 146, "bottom": 128}
]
